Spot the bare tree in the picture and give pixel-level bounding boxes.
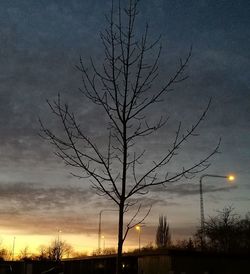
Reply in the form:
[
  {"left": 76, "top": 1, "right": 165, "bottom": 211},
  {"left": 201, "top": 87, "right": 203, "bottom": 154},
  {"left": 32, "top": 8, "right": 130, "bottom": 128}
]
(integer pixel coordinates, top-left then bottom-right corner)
[
  {"left": 49, "top": 239, "right": 73, "bottom": 261},
  {"left": 18, "top": 246, "right": 31, "bottom": 261},
  {"left": 37, "top": 240, "right": 73, "bottom": 261},
  {"left": 195, "top": 206, "right": 250, "bottom": 253},
  {"left": 40, "top": 0, "right": 219, "bottom": 273},
  {"left": 36, "top": 245, "right": 50, "bottom": 261},
  {"left": 0, "top": 247, "right": 11, "bottom": 261},
  {"left": 156, "top": 215, "right": 171, "bottom": 248},
  {"left": 175, "top": 238, "right": 195, "bottom": 250},
  {"left": 239, "top": 212, "right": 250, "bottom": 252}
]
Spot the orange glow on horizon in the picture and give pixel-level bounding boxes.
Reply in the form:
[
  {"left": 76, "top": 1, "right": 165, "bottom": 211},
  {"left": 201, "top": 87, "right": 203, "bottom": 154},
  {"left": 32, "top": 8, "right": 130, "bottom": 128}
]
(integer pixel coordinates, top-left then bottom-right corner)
[
  {"left": 0, "top": 232, "right": 100, "bottom": 257},
  {"left": 0, "top": 230, "right": 139, "bottom": 259}
]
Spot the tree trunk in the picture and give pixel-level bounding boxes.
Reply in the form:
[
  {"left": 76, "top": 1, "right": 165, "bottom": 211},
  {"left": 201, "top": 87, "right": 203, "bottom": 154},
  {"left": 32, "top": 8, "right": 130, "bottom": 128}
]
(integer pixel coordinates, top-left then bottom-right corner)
[{"left": 116, "top": 202, "right": 124, "bottom": 274}]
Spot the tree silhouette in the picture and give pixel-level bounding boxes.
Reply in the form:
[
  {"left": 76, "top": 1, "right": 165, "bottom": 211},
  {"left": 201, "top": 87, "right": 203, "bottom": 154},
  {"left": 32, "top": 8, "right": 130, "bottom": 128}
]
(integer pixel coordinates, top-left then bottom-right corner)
[
  {"left": 0, "top": 247, "right": 11, "bottom": 261},
  {"left": 40, "top": 0, "right": 219, "bottom": 273},
  {"left": 238, "top": 212, "right": 250, "bottom": 252},
  {"left": 204, "top": 207, "right": 239, "bottom": 252},
  {"left": 37, "top": 240, "right": 73, "bottom": 261},
  {"left": 156, "top": 215, "right": 171, "bottom": 248},
  {"left": 18, "top": 246, "right": 32, "bottom": 261},
  {"left": 195, "top": 206, "right": 250, "bottom": 253}
]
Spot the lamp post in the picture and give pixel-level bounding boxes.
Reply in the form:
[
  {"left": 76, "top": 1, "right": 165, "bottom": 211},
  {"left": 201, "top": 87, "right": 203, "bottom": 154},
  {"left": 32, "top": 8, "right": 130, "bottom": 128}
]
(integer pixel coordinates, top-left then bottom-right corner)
[
  {"left": 98, "top": 209, "right": 118, "bottom": 253},
  {"left": 56, "top": 229, "right": 62, "bottom": 261},
  {"left": 135, "top": 225, "right": 141, "bottom": 251},
  {"left": 199, "top": 174, "right": 235, "bottom": 248},
  {"left": 12, "top": 236, "right": 16, "bottom": 261},
  {"left": 102, "top": 235, "right": 105, "bottom": 251},
  {"left": 57, "top": 229, "right": 62, "bottom": 244}
]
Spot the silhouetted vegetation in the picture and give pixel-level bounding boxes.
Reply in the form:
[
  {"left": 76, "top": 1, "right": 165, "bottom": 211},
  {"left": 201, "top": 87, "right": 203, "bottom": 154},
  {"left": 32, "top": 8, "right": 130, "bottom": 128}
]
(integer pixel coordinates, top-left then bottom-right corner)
[
  {"left": 0, "top": 247, "right": 11, "bottom": 261},
  {"left": 92, "top": 247, "right": 117, "bottom": 256},
  {"left": 37, "top": 240, "right": 73, "bottom": 261},
  {"left": 156, "top": 215, "right": 171, "bottom": 248},
  {"left": 195, "top": 207, "right": 250, "bottom": 253},
  {"left": 18, "top": 246, "right": 33, "bottom": 261},
  {"left": 175, "top": 238, "right": 196, "bottom": 251}
]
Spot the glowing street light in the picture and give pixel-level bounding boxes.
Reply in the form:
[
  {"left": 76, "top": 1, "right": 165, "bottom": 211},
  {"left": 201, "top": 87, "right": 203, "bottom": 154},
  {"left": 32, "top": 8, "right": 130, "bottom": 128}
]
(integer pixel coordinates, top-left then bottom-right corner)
[{"left": 199, "top": 173, "right": 235, "bottom": 248}]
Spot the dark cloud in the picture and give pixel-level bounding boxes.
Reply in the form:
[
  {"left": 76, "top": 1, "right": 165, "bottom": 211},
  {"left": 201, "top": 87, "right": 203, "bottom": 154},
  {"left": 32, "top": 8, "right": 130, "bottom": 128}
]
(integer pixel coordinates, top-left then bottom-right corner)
[
  {"left": 126, "top": 195, "right": 179, "bottom": 209},
  {"left": 151, "top": 182, "right": 237, "bottom": 197},
  {"left": 0, "top": 213, "right": 97, "bottom": 235},
  {"left": 0, "top": 182, "right": 92, "bottom": 214},
  {"left": 0, "top": 182, "right": 101, "bottom": 234}
]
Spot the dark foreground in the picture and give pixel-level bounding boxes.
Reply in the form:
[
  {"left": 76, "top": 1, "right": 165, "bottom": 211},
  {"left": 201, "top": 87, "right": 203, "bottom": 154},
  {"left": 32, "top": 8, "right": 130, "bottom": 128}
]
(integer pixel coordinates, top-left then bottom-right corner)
[{"left": 0, "top": 249, "right": 249, "bottom": 274}]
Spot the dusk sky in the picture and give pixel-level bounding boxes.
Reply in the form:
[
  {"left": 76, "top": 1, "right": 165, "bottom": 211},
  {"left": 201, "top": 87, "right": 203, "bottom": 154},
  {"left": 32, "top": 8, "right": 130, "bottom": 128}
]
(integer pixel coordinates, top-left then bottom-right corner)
[{"left": 0, "top": 0, "right": 249, "bottom": 255}]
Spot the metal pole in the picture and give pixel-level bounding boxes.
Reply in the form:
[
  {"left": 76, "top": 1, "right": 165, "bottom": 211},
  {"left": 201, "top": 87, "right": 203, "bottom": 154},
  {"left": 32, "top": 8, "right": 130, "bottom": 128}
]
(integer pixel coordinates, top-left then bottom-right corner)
[
  {"left": 135, "top": 225, "right": 141, "bottom": 251},
  {"left": 199, "top": 176, "right": 205, "bottom": 248},
  {"left": 102, "top": 236, "right": 105, "bottom": 251},
  {"left": 57, "top": 229, "right": 61, "bottom": 244},
  {"left": 138, "top": 229, "right": 141, "bottom": 251},
  {"left": 98, "top": 209, "right": 118, "bottom": 253},
  {"left": 12, "top": 236, "right": 16, "bottom": 261},
  {"left": 98, "top": 210, "right": 102, "bottom": 253},
  {"left": 199, "top": 174, "right": 228, "bottom": 249}
]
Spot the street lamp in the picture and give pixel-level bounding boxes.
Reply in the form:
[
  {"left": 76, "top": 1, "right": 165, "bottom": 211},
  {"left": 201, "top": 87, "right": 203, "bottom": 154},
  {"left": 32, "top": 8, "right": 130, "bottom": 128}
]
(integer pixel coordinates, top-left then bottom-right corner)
[
  {"left": 135, "top": 225, "right": 141, "bottom": 251},
  {"left": 199, "top": 173, "right": 235, "bottom": 248},
  {"left": 57, "top": 229, "right": 62, "bottom": 243},
  {"left": 101, "top": 235, "right": 105, "bottom": 251},
  {"left": 228, "top": 175, "right": 235, "bottom": 182},
  {"left": 12, "top": 236, "right": 16, "bottom": 261},
  {"left": 98, "top": 209, "right": 118, "bottom": 253}
]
